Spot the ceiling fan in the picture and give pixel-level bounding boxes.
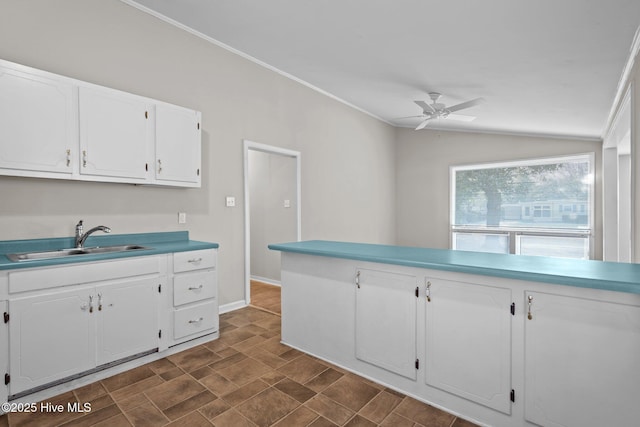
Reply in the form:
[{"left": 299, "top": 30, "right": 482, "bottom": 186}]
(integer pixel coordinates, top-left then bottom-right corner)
[{"left": 403, "top": 93, "right": 485, "bottom": 130}]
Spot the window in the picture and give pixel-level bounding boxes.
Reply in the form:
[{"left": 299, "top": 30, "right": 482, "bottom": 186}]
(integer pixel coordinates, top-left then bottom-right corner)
[{"left": 451, "top": 154, "right": 594, "bottom": 259}]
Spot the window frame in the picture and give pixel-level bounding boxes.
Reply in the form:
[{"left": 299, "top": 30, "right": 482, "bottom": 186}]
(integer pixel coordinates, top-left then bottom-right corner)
[{"left": 449, "top": 153, "right": 595, "bottom": 259}]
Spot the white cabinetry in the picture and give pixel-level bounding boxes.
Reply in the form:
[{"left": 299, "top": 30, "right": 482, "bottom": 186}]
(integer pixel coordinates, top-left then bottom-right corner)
[
  {"left": 0, "top": 62, "right": 77, "bottom": 177},
  {"left": 524, "top": 291, "right": 640, "bottom": 427},
  {"left": 79, "top": 86, "right": 151, "bottom": 182},
  {"left": 0, "top": 58, "right": 201, "bottom": 187},
  {"left": 95, "top": 278, "right": 159, "bottom": 366},
  {"left": 155, "top": 104, "right": 201, "bottom": 187},
  {"left": 170, "top": 249, "right": 218, "bottom": 345},
  {"left": 1, "top": 300, "right": 8, "bottom": 406},
  {"left": 355, "top": 268, "right": 417, "bottom": 380},
  {"left": 425, "top": 278, "right": 512, "bottom": 414},
  {"left": 6, "top": 257, "right": 164, "bottom": 396},
  {"left": 10, "top": 286, "right": 95, "bottom": 393}
]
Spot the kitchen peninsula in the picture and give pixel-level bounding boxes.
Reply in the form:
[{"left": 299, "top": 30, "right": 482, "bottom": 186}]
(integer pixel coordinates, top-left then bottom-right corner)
[{"left": 269, "top": 240, "right": 640, "bottom": 427}]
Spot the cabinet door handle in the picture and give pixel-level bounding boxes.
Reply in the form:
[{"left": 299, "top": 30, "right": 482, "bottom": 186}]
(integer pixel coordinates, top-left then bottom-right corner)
[
  {"left": 98, "top": 293, "right": 103, "bottom": 311},
  {"left": 66, "top": 149, "right": 71, "bottom": 167},
  {"left": 426, "top": 280, "right": 431, "bottom": 302},
  {"left": 187, "top": 258, "right": 203, "bottom": 264},
  {"left": 82, "top": 150, "right": 87, "bottom": 167},
  {"left": 188, "top": 317, "right": 204, "bottom": 324},
  {"left": 89, "top": 295, "right": 94, "bottom": 313},
  {"left": 157, "top": 159, "right": 162, "bottom": 173},
  {"left": 355, "top": 271, "right": 360, "bottom": 288},
  {"left": 527, "top": 295, "right": 533, "bottom": 320},
  {"left": 188, "top": 284, "right": 204, "bottom": 291}
]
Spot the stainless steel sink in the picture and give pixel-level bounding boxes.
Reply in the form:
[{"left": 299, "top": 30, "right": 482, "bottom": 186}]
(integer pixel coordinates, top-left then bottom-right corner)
[{"left": 7, "top": 244, "right": 151, "bottom": 262}]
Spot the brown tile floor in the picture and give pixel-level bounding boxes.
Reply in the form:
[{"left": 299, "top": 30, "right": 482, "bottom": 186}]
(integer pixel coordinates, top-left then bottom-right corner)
[
  {"left": 0, "top": 307, "right": 479, "bottom": 427},
  {"left": 250, "top": 281, "right": 282, "bottom": 316}
]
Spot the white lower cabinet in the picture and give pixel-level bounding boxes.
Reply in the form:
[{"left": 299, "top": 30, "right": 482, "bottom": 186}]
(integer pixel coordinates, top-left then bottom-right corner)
[
  {"left": 9, "top": 276, "right": 160, "bottom": 395},
  {"left": 524, "top": 291, "right": 640, "bottom": 427},
  {"left": 355, "top": 268, "right": 417, "bottom": 380},
  {"left": 1, "top": 300, "right": 9, "bottom": 405},
  {"left": 95, "top": 278, "right": 159, "bottom": 366},
  {"left": 170, "top": 249, "right": 218, "bottom": 346},
  {"left": 425, "top": 278, "right": 512, "bottom": 414},
  {"left": 0, "top": 249, "right": 219, "bottom": 405},
  {"left": 9, "top": 286, "right": 95, "bottom": 394},
  {"left": 278, "top": 252, "right": 640, "bottom": 427}
]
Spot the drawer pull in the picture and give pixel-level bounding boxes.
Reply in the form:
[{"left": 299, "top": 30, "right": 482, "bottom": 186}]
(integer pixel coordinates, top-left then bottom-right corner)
[
  {"left": 187, "top": 258, "right": 203, "bottom": 264},
  {"left": 188, "top": 284, "right": 204, "bottom": 291},
  {"left": 188, "top": 317, "right": 204, "bottom": 324}
]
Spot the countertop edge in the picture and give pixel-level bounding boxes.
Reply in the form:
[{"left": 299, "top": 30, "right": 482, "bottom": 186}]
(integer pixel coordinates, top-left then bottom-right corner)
[
  {"left": 0, "top": 232, "right": 219, "bottom": 270},
  {"left": 268, "top": 241, "right": 640, "bottom": 295}
]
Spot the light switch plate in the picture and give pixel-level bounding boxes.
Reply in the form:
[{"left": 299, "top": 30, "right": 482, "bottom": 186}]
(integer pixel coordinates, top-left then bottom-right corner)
[
  {"left": 226, "top": 196, "right": 236, "bottom": 207},
  {"left": 178, "top": 212, "right": 187, "bottom": 224}
]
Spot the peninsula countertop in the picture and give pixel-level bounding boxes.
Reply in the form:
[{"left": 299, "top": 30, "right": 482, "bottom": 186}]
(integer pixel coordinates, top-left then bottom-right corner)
[
  {"left": 268, "top": 240, "right": 640, "bottom": 295},
  {"left": 0, "top": 231, "right": 218, "bottom": 270}
]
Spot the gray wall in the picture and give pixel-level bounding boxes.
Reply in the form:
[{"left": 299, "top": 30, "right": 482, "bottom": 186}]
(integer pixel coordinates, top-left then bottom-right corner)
[
  {"left": 248, "top": 150, "right": 297, "bottom": 283},
  {"left": 0, "top": 0, "right": 397, "bottom": 307},
  {"left": 395, "top": 129, "right": 603, "bottom": 260}
]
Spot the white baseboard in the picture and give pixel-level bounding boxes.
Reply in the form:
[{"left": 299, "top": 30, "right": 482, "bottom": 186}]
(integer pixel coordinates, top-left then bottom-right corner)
[
  {"left": 250, "top": 275, "right": 281, "bottom": 287},
  {"left": 219, "top": 300, "right": 248, "bottom": 314}
]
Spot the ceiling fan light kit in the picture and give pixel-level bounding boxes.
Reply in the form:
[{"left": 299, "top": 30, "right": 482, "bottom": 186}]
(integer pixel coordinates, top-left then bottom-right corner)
[{"left": 412, "top": 92, "right": 485, "bottom": 130}]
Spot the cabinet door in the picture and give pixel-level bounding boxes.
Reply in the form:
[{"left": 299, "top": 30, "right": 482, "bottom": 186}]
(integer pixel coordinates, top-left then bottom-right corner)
[
  {"left": 355, "top": 268, "right": 417, "bottom": 380},
  {"left": 96, "top": 277, "right": 159, "bottom": 366},
  {"left": 524, "top": 291, "right": 640, "bottom": 427},
  {"left": 425, "top": 278, "right": 512, "bottom": 414},
  {"left": 9, "top": 288, "right": 94, "bottom": 394},
  {"left": 155, "top": 103, "right": 201, "bottom": 186},
  {"left": 0, "top": 63, "right": 76, "bottom": 175},
  {"left": 1, "top": 301, "right": 7, "bottom": 404},
  {"left": 79, "top": 86, "right": 151, "bottom": 181}
]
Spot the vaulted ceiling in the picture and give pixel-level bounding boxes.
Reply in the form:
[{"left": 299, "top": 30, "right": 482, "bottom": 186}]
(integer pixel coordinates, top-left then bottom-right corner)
[{"left": 127, "top": 0, "right": 640, "bottom": 140}]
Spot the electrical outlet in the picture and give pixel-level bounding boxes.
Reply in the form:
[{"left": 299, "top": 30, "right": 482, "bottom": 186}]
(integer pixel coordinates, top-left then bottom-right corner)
[
  {"left": 284, "top": 199, "right": 291, "bottom": 208},
  {"left": 178, "top": 212, "right": 187, "bottom": 224},
  {"left": 226, "top": 196, "right": 236, "bottom": 207}
]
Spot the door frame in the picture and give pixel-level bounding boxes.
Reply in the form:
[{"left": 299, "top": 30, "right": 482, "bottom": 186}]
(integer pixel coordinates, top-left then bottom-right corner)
[{"left": 243, "top": 139, "right": 301, "bottom": 305}]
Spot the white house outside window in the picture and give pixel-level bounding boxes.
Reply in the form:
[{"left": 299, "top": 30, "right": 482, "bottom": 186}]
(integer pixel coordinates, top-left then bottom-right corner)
[{"left": 450, "top": 154, "right": 594, "bottom": 259}]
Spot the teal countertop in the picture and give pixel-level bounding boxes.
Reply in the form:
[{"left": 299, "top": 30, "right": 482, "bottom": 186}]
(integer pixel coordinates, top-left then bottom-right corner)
[
  {"left": 0, "top": 231, "right": 218, "bottom": 270},
  {"left": 268, "top": 240, "right": 640, "bottom": 295}
]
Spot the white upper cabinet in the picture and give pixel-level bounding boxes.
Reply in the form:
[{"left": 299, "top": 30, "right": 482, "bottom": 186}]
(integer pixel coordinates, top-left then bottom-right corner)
[
  {"left": 155, "top": 103, "right": 201, "bottom": 187},
  {"left": 79, "top": 86, "right": 152, "bottom": 182},
  {"left": 0, "top": 62, "right": 77, "bottom": 176},
  {"left": 0, "top": 59, "right": 201, "bottom": 187}
]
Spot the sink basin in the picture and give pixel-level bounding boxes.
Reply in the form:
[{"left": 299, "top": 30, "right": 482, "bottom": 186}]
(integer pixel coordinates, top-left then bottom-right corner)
[{"left": 7, "top": 244, "right": 151, "bottom": 262}]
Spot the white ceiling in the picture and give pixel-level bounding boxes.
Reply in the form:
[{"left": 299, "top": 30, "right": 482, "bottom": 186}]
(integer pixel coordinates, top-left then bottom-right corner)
[{"left": 127, "top": 0, "right": 640, "bottom": 140}]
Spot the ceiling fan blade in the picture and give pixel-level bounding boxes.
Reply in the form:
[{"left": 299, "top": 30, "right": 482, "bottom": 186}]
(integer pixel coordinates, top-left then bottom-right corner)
[
  {"left": 414, "top": 100, "right": 435, "bottom": 113},
  {"left": 446, "top": 97, "right": 485, "bottom": 113},
  {"left": 415, "top": 118, "right": 432, "bottom": 130},
  {"left": 445, "top": 113, "right": 476, "bottom": 122},
  {"left": 394, "top": 114, "right": 426, "bottom": 120}
]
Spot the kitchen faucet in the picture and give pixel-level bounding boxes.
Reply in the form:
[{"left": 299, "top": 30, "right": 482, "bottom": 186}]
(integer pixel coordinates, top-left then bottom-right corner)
[{"left": 75, "top": 220, "right": 111, "bottom": 248}]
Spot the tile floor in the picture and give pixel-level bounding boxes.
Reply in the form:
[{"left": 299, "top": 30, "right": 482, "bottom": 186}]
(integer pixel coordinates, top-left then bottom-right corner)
[
  {"left": 250, "top": 281, "right": 281, "bottom": 315},
  {"left": 0, "top": 307, "right": 479, "bottom": 427}
]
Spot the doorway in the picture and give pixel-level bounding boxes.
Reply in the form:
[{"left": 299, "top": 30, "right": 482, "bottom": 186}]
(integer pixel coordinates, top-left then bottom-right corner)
[{"left": 243, "top": 140, "right": 301, "bottom": 309}]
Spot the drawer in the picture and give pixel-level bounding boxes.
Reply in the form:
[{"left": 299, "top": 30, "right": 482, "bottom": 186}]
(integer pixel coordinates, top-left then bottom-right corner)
[
  {"left": 9, "top": 256, "right": 164, "bottom": 293},
  {"left": 173, "top": 249, "right": 216, "bottom": 273},
  {"left": 174, "top": 270, "right": 216, "bottom": 306},
  {"left": 174, "top": 300, "right": 218, "bottom": 339}
]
